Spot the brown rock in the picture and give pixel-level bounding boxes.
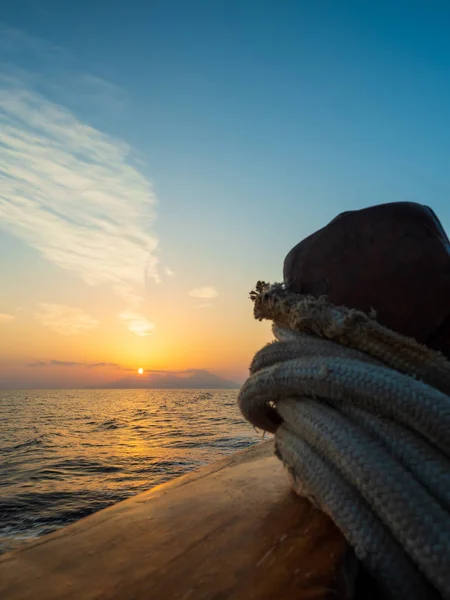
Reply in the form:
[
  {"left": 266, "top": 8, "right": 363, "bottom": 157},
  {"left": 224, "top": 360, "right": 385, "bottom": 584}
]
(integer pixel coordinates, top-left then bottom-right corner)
[{"left": 283, "top": 202, "right": 450, "bottom": 357}]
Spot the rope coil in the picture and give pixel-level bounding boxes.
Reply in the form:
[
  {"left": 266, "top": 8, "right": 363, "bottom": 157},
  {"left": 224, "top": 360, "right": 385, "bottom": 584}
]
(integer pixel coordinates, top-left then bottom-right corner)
[{"left": 238, "top": 282, "right": 450, "bottom": 600}]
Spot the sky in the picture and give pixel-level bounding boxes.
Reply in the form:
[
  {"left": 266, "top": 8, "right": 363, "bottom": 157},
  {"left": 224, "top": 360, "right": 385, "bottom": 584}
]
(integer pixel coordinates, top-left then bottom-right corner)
[{"left": 1, "top": 1, "right": 450, "bottom": 388}]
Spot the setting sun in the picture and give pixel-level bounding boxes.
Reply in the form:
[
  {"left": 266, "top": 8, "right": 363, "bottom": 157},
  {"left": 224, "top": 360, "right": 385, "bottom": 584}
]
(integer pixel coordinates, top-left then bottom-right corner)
[{"left": 138, "top": 368, "right": 144, "bottom": 375}]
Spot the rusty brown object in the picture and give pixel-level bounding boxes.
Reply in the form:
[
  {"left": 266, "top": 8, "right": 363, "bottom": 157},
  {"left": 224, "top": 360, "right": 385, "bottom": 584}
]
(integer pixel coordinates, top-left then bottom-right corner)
[
  {"left": 0, "top": 441, "right": 357, "bottom": 600},
  {"left": 284, "top": 202, "right": 450, "bottom": 357}
]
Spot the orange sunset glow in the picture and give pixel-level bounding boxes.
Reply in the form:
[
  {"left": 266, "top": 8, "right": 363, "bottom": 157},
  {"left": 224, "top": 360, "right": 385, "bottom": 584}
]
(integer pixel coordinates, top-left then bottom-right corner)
[
  {"left": 2, "top": 5, "right": 450, "bottom": 597},
  {"left": 2, "top": 4, "right": 449, "bottom": 394}
]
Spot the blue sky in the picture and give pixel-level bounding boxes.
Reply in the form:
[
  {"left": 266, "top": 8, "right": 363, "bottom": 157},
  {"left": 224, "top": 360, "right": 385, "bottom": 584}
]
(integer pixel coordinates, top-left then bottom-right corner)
[
  {"left": 4, "top": 1, "right": 450, "bottom": 251},
  {"left": 1, "top": 1, "right": 450, "bottom": 386}
]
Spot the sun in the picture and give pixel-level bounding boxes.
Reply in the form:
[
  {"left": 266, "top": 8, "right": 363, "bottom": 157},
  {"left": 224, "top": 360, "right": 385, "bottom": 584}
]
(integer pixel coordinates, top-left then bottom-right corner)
[{"left": 138, "top": 368, "right": 144, "bottom": 375}]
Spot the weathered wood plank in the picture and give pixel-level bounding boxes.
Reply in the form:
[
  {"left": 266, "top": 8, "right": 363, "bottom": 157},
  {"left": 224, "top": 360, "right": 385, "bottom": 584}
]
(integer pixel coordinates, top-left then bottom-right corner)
[{"left": 0, "top": 441, "right": 355, "bottom": 599}]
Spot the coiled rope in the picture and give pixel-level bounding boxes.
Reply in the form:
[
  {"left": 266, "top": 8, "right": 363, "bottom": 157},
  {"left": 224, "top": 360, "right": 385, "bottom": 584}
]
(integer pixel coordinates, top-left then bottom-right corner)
[{"left": 238, "top": 282, "right": 450, "bottom": 600}]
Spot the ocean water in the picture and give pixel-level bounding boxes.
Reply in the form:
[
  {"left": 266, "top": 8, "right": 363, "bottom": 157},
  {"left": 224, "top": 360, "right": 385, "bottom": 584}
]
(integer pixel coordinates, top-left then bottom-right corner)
[{"left": 0, "top": 389, "right": 261, "bottom": 554}]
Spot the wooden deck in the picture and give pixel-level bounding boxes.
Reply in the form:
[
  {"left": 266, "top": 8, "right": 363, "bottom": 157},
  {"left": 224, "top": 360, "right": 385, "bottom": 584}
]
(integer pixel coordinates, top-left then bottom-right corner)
[{"left": 0, "top": 441, "right": 355, "bottom": 599}]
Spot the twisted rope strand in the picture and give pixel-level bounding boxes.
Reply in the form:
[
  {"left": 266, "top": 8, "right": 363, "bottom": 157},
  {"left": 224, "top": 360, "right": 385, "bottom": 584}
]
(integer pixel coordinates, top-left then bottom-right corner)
[
  {"left": 239, "top": 355, "right": 450, "bottom": 454},
  {"left": 276, "top": 428, "right": 439, "bottom": 600},
  {"left": 239, "top": 282, "right": 450, "bottom": 599},
  {"left": 340, "top": 405, "right": 450, "bottom": 512},
  {"left": 278, "top": 399, "right": 450, "bottom": 596},
  {"left": 251, "top": 281, "right": 450, "bottom": 395}
]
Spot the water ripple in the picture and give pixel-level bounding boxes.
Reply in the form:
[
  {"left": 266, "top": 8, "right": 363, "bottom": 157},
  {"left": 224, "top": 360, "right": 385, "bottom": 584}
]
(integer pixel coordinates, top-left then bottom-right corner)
[{"left": 0, "top": 389, "right": 261, "bottom": 554}]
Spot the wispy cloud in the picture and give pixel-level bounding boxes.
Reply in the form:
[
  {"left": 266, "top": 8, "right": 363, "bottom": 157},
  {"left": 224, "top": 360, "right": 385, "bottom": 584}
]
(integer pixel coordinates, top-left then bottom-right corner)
[
  {"left": 0, "top": 71, "right": 158, "bottom": 335},
  {"left": 165, "top": 267, "right": 175, "bottom": 277},
  {"left": 35, "top": 303, "right": 99, "bottom": 335},
  {"left": 0, "top": 314, "right": 15, "bottom": 323},
  {"left": 118, "top": 309, "right": 155, "bottom": 336},
  {"left": 188, "top": 286, "right": 219, "bottom": 299},
  {"left": 0, "top": 27, "right": 125, "bottom": 118}
]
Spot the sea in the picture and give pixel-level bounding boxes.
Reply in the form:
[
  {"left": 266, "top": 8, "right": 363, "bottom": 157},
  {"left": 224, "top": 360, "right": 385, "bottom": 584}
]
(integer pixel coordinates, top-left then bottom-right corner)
[{"left": 0, "top": 389, "right": 261, "bottom": 555}]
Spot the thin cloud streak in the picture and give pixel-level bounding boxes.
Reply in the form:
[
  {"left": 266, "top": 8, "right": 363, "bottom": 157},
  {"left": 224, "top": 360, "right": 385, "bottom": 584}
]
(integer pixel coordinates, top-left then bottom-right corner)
[
  {"left": 34, "top": 303, "right": 99, "bottom": 335},
  {"left": 0, "top": 77, "right": 159, "bottom": 335},
  {"left": 26, "top": 359, "right": 131, "bottom": 369},
  {"left": 0, "top": 314, "right": 15, "bottom": 323},
  {"left": 188, "top": 286, "right": 219, "bottom": 299}
]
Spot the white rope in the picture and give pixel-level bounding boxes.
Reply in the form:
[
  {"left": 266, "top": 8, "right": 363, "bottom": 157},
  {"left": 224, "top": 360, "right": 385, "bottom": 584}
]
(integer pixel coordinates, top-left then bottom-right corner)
[{"left": 238, "top": 282, "right": 450, "bottom": 600}]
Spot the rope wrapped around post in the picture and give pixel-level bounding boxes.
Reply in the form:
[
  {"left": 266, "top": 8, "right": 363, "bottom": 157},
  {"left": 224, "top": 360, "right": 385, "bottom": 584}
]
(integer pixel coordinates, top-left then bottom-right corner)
[{"left": 238, "top": 281, "right": 450, "bottom": 600}]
